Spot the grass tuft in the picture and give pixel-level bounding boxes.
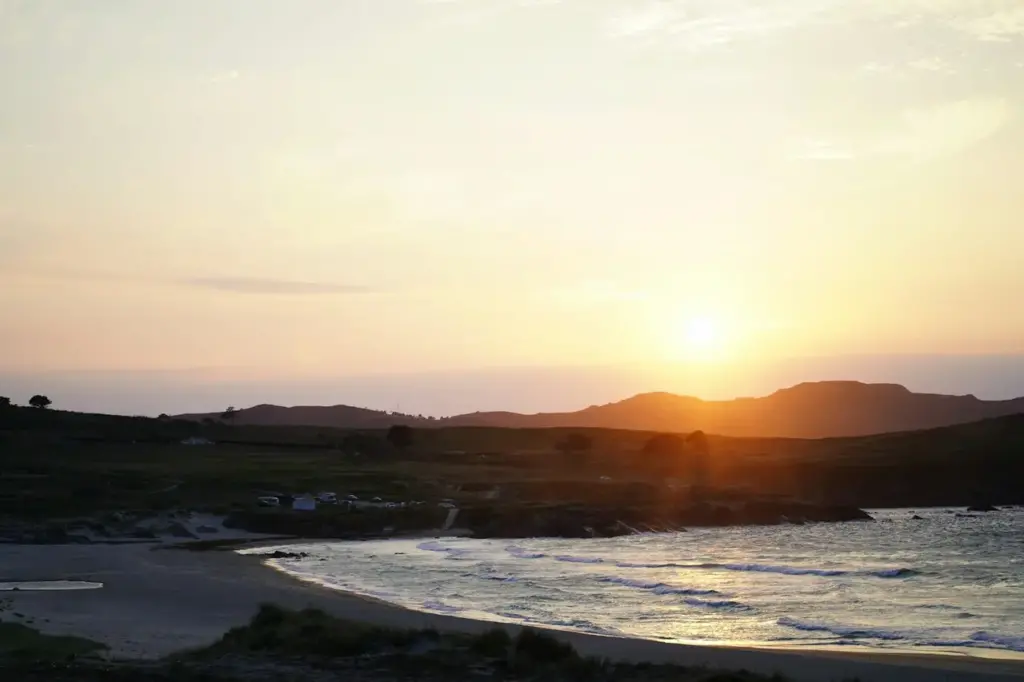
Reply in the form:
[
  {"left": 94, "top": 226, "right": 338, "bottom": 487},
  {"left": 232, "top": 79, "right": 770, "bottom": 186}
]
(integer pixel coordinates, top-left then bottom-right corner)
[{"left": 0, "top": 622, "right": 107, "bottom": 661}]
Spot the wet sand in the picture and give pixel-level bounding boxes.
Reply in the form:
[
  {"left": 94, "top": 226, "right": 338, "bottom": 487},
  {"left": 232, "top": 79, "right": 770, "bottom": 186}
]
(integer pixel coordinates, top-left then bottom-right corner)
[{"left": 1, "top": 542, "right": 1023, "bottom": 681}]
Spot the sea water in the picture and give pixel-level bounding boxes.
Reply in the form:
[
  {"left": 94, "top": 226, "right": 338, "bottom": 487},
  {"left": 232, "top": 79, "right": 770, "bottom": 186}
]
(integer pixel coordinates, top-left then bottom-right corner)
[{"left": 248, "top": 507, "right": 1024, "bottom": 656}]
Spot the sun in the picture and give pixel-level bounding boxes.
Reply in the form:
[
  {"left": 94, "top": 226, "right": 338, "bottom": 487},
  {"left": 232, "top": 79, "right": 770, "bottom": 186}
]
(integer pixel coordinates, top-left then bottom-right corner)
[
  {"left": 669, "top": 315, "right": 727, "bottom": 362},
  {"left": 685, "top": 317, "right": 719, "bottom": 349}
]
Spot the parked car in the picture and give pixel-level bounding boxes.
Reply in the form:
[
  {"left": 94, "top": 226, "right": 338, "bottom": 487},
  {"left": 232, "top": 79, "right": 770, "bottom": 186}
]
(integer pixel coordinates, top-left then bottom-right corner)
[
  {"left": 257, "top": 496, "right": 280, "bottom": 507},
  {"left": 318, "top": 492, "right": 337, "bottom": 504},
  {"left": 345, "top": 494, "right": 359, "bottom": 501},
  {"left": 371, "top": 497, "right": 383, "bottom": 503}
]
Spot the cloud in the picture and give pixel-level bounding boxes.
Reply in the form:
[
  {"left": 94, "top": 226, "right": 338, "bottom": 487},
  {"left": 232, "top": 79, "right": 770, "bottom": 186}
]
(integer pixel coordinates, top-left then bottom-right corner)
[
  {"left": 600, "top": 1, "right": 1024, "bottom": 50},
  {"left": 954, "top": 6, "right": 1024, "bottom": 41},
  {"left": 889, "top": 2, "right": 1024, "bottom": 41},
  {"left": 205, "top": 69, "right": 240, "bottom": 83},
  {"left": 180, "top": 277, "right": 375, "bottom": 295},
  {"left": 602, "top": 1, "right": 821, "bottom": 50},
  {"left": 794, "top": 97, "right": 1012, "bottom": 161}
]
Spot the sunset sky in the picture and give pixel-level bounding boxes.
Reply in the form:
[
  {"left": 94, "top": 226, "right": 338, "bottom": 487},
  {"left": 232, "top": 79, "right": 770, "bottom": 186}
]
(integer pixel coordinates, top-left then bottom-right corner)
[{"left": 2, "top": 0, "right": 1022, "bottom": 415}]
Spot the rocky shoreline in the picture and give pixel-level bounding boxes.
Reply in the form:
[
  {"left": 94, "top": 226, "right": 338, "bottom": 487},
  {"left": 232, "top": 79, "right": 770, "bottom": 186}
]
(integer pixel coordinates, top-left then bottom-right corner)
[{"left": 0, "top": 500, "right": 874, "bottom": 545}]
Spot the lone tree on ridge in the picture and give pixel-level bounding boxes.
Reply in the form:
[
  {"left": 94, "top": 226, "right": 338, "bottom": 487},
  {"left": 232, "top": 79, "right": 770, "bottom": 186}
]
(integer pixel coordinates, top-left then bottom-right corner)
[
  {"left": 28, "top": 395, "right": 52, "bottom": 409},
  {"left": 386, "top": 424, "right": 415, "bottom": 450}
]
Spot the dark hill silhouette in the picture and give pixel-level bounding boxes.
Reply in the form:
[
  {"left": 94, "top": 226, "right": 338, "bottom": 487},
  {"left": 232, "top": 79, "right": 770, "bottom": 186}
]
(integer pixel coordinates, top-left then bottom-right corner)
[{"left": 175, "top": 381, "right": 1024, "bottom": 438}]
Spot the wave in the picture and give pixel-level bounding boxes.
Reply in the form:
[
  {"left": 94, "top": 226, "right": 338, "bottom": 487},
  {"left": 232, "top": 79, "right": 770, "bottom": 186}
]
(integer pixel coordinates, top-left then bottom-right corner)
[
  {"left": 970, "top": 632, "right": 1024, "bottom": 653},
  {"left": 505, "top": 545, "right": 546, "bottom": 559},
  {"left": 416, "top": 541, "right": 470, "bottom": 559},
  {"left": 490, "top": 610, "right": 618, "bottom": 635},
  {"left": 869, "top": 568, "right": 919, "bottom": 578},
  {"left": 723, "top": 563, "right": 847, "bottom": 577},
  {"left": 615, "top": 561, "right": 918, "bottom": 579},
  {"left": 597, "top": 576, "right": 721, "bottom": 596},
  {"left": 478, "top": 573, "right": 519, "bottom": 583},
  {"left": 685, "top": 598, "right": 751, "bottom": 611},
  {"left": 777, "top": 617, "right": 906, "bottom": 641},
  {"left": 554, "top": 555, "right": 604, "bottom": 564},
  {"left": 775, "top": 625, "right": 1024, "bottom": 654},
  {"left": 422, "top": 600, "right": 465, "bottom": 614}
]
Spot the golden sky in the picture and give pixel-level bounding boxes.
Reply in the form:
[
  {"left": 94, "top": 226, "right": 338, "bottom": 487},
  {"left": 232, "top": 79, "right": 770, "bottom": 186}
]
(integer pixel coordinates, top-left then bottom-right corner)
[{"left": 2, "top": 0, "right": 1023, "bottom": 411}]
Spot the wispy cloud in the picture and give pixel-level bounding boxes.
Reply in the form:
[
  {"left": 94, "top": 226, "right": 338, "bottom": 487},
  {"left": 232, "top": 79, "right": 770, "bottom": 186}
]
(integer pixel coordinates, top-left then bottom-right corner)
[
  {"left": 180, "top": 277, "right": 376, "bottom": 295},
  {"left": 602, "top": 1, "right": 821, "bottom": 50},
  {"left": 601, "top": 1, "right": 1024, "bottom": 49},
  {"left": 205, "top": 69, "right": 240, "bottom": 83},
  {"left": 794, "top": 97, "right": 1012, "bottom": 162}
]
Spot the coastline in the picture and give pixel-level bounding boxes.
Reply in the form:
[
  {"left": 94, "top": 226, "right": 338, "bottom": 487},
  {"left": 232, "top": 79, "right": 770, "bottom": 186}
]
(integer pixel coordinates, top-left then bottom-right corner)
[{"left": 2, "top": 540, "right": 1023, "bottom": 681}]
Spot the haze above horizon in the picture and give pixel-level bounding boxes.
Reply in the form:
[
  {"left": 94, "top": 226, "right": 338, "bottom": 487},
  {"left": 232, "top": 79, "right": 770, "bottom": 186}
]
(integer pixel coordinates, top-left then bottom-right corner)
[{"left": 2, "top": 1, "right": 1022, "bottom": 416}]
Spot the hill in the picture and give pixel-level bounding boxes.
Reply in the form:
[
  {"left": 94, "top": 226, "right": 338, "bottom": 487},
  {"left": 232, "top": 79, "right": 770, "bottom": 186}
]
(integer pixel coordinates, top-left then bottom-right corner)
[
  {"left": 3, "top": 405, "right": 1024, "bottom": 524},
  {"left": 176, "top": 381, "right": 1024, "bottom": 438}
]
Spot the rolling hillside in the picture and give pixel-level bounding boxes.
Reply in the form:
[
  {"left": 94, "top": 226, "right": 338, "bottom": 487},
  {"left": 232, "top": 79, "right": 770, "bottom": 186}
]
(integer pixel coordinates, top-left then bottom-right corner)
[{"left": 176, "top": 381, "right": 1024, "bottom": 438}]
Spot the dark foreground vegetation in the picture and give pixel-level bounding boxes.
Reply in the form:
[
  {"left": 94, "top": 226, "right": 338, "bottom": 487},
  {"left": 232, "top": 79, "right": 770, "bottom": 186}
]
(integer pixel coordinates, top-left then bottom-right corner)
[
  {"left": 1, "top": 604, "right": 852, "bottom": 682},
  {"left": 1, "top": 405, "right": 1021, "bottom": 541}
]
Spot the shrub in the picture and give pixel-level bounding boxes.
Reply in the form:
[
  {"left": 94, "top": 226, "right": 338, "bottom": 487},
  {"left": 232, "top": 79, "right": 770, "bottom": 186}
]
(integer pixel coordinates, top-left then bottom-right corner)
[{"left": 470, "top": 628, "right": 511, "bottom": 658}]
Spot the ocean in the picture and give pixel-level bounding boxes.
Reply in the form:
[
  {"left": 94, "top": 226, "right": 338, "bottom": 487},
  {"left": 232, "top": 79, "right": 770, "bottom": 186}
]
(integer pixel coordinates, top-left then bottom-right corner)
[{"left": 249, "top": 507, "right": 1024, "bottom": 657}]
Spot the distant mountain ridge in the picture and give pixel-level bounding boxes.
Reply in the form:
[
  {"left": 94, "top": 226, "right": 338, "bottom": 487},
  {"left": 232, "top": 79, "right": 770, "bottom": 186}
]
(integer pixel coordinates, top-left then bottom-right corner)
[{"left": 175, "top": 381, "right": 1024, "bottom": 438}]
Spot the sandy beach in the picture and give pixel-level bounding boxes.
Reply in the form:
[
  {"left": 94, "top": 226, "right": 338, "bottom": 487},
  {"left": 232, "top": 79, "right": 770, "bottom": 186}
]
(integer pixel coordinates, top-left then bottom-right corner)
[{"left": 2, "top": 540, "right": 1024, "bottom": 682}]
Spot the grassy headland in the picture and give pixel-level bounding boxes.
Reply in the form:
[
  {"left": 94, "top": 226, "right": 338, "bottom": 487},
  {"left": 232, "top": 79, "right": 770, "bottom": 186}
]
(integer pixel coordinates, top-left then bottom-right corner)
[{"left": 1, "top": 405, "right": 1022, "bottom": 538}]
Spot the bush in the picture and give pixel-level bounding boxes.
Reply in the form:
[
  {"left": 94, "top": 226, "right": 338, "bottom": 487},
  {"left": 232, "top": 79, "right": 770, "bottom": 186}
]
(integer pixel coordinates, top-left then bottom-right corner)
[
  {"left": 513, "top": 629, "right": 577, "bottom": 665},
  {"left": 470, "top": 628, "right": 511, "bottom": 658}
]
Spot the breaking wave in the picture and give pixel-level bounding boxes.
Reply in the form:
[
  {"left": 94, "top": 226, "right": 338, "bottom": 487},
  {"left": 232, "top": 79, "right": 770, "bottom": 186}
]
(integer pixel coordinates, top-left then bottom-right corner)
[
  {"left": 554, "top": 555, "right": 604, "bottom": 564},
  {"left": 505, "top": 545, "right": 546, "bottom": 559},
  {"left": 512, "top": 550, "right": 920, "bottom": 579},
  {"left": 777, "top": 617, "right": 907, "bottom": 641},
  {"left": 422, "top": 600, "right": 465, "bottom": 614},
  {"left": 597, "top": 576, "right": 722, "bottom": 596}
]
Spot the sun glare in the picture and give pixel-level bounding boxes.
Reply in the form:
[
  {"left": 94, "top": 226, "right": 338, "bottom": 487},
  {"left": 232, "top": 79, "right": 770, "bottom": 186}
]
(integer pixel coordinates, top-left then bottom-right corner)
[
  {"left": 668, "top": 315, "right": 728, "bottom": 363},
  {"left": 685, "top": 317, "right": 719, "bottom": 349}
]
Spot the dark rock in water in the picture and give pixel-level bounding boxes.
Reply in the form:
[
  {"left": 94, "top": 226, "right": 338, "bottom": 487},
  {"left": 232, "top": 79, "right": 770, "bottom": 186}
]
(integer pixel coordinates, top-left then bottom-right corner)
[
  {"left": 132, "top": 527, "right": 158, "bottom": 539},
  {"left": 264, "top": 550, "right": 309, "bottom": 559},
  {"left": 31, "top": 526, "right": 70, "bottom": 544},
  {"left": 967, "top": 503, "right": 999, "bottom": 512},
  {"left": 911, "top": 515, "right": 924, "bottom": 520},
  {"left": 166, "top": 522, "right": 197, "bottom": 539},
  {"left": 195, "top": 525, "right": 219, "bottom": 534}
]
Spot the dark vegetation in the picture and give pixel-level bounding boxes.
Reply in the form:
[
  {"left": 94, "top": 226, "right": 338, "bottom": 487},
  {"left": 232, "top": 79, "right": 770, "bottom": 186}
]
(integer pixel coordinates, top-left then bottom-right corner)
[
  {"left": 174, "top": 381, "right": 1024, "bottom": 438},
  {"left": 0, "top": 622, "right": 107, "bottom": 662},
  {"left": 0, "top": 605, "right": 842, "bottom": 681},
  {"left": 1, "top": 405, "right": 1022, "bottom": 540}
]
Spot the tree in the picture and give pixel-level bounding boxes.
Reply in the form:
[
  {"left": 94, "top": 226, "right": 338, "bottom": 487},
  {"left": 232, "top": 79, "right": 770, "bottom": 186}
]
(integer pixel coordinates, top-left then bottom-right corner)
[
  {"left": 0, "top": 396, "right": 11, "bottom": 408},
  {"left": 557, "top": 433, "right": 593, "bottom": 453},
  {"left": 221, "top": 406, "right": 238, "bottom": 422},
  {"left": 642, "top": 433, "right": 686, "bottom": 459},
  {"left": 685, "top": 430, "right": 711, "bottom": 488},
  {"left": 641, "top": 431, "right": 712, "bottom": 496},
  {"left": 386, "top": 424, "right": 415, "bottom": 450},
  {"left": 556, "top": 433, "right": 593, "bottom": 467},
  {"left": 28, "top": 395, "right": 52, "bottom": 410}
]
